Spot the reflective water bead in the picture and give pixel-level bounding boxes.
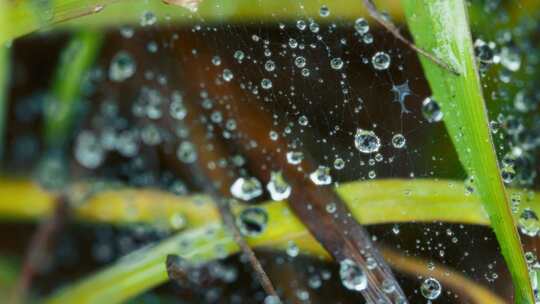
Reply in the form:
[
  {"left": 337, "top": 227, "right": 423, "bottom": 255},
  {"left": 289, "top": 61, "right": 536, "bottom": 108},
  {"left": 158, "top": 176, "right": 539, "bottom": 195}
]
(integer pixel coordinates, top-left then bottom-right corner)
[
  {"left": 222, "top": 69, "right": 234, "bottom": 82},
  {"left": 109, "top": 51, "right": 136, "bottom": 82},
  {"left": 176, "top": 141, "right": 197, "bottom": 163},
  {"left": 339, "top": 259, "right": 367, "bottom": 292},
  {"left": 230, "top": 177, "right": 263, "bottom": 201},
  {"left": 266, "top": 171, "right": 291, "bottom": 201},
  {"left": 140, "top": 11, "right": 157, "bottom": 26},
  {"left": 75, "top": 131, "right": 104, "bottom": 169},
  {"left": 310, "top": 166, "right": 332, "bottom": 185},
  {"left": 333, "top": 158, "right": 345, "bottom": 170},
  {"left": 233, "top": 50, "right": 245, "bottom": 62},
  {"left": 287, "top": 151, "right": 304, "bottom": 165},
  {"left": 264, "top": 60, "right": 276, "bottom": 72},
  {"left": 261, "top": 78, "right": 273, "bottom": 89},
  {"left": 237, "top": 207, "right": 268, "bottom": 236},
  {"left": 392, "top": 134, "right": 406, "bottom": 149},
  {"left": 421, "top": 97, "right": 443, "bottom": 122},
  {"left": 330, "top": 57, "right": 344, "bottom": 70},
  {"left": 319, "top": 5, "right": 330, "bottom": 17},
  {"left": 371, "top": 52, "right": 390, "bottom": 70},
  {"left": 354, "top": 129, "right": 381, "bottom": 154},
  {"left": 519, "top": 208, "right": 540, "bottom": 237},
  {"left": 420, "top": 277, "right": 442, "bottom": 300},
  {"left": 294, "top": 56, "right": 307, "bottom": 68},
  {"left": 354, "top": 18, "right": 369, "bottom": 34}
]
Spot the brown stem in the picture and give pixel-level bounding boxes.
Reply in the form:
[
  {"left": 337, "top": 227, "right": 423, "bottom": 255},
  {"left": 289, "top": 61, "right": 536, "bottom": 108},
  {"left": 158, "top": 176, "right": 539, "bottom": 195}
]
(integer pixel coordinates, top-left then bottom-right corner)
[{"left": 10, "top": 196, "right": 69, "bottom": 304}]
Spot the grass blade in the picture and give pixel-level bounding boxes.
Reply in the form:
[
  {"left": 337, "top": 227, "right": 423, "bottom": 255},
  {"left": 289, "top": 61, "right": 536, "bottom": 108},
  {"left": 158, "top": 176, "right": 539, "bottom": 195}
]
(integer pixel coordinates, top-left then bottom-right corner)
[
  {"left": 45, "top": 30, "right": 102, "bottom": 148},
  {"left": 0, "top": 45, "right": 9, "bottom": 164},
  {"left": 401, "top": 0, "right": 534, "bottom": 302}
]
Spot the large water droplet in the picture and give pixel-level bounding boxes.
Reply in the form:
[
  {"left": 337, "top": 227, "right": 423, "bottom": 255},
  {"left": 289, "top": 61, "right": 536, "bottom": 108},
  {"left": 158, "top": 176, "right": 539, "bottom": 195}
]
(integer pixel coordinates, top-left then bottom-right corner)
[
  {"left": 519, "top": 208, "right": 540, "bottom": 236},
  {"left": 354, "top": 18, "right": 370, "bottom": 35},
  {"left": 310, "top": 166, "right": 332, "bottom": 185},
  {"left": 392, "top": 134, "right": 406, "bottom": 149},
  {"left": 109, "top": 51, "right": 136, "bottom": 82},
  {"left": 420, "top": 277, "right": 442, "bottom": 300},
  {"left": 339, "top": 259, "right": 367, "bottom": 292},
  {"left": 371, "top": 52, "right": 390, "bottom": 70},
  {"left": 354, "top": 129, "right": 381, "bottom": 154},
  {"left": 230, "top": 177, "right": 263, "bottom": 201},
  {"left": 421, "top": 97, "right": 443, "bottom": 122},
  {"left": 237, "top": 207, "right": 268, "bottom": 236},
  {"left": 266, "top": 171, "right": 291, "bottom": 201},
  {"left": 287, "top": 151, "right": 304, "bottom": 165}
]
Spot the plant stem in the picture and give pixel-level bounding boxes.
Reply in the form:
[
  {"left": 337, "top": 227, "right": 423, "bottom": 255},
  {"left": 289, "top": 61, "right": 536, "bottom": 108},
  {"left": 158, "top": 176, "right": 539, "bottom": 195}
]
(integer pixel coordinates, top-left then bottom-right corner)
[
  {"left": 0, "top": 45, "right": 9, "bottom": 165},
  {"left": 45, "top": 30, "right": 103, "bottom": 148},
  {"left": 402, "top": 0, "right": 534, "bottom": 302}
]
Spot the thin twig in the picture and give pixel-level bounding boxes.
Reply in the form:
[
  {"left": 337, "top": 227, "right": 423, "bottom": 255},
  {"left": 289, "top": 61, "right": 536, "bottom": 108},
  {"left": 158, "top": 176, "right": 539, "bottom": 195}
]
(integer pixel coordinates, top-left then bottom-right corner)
[
  {"left": 10, "top": 196, "right": 69, "bottom": 304},
  {"left": 363, "top": 0, "right": 460, "bottom": 76}
]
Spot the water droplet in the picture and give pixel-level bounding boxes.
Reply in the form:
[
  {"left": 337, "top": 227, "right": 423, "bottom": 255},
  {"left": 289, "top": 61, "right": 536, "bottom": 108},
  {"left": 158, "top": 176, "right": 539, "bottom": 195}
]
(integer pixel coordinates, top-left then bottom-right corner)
[
  {"left": 501, "top": 165, "right": 516, "bottom": 184},
  {"left": 319, "top": 5, "right": 330, "bottom": 17},
  {"left": 371, "top": 52, "right": 390, "bottom": 70},
  {"left": 237, "top": 207, "right": 268, "bottom": 236},
  {"left": 266, "top": 171, "right": 291, "bottom": 201},
  {"left": 170, "top": 93, "right": 187, "bottom": 120},
  {"left": 233, "top": 50, "right": 245, "bottom": 62},
  {"left": 326, "top": 202, "right": 336, "bottom": 213},
  {"left": 354, "top": 18, "right": 370, "bottom": 34},
  {"left": 261, "top": 78, "right": 273, "bottom": 90},
  {"left": 330, "top": 57, "right": 344, "bottom": 70},
  {"left": 230, "top": 177, "right": 263, "bottom": 201},
  {"left": 294, "top": 56, "right": 307, "bottom": 68},
  {"left": 287, "top": 151, "right": 304, "bottom": 165},
  {"left": 519, "top": 208, "right": 540, "bottom": 236},
  {"left": 286, "top": 241, "right": 299, "bottom": 257},
  {"left": 339, "top": 259, "right": 367, "bottom": 292},
  {"left": 109, "top": 51, "right": 136, "bottom": 82},
  {"left": 392, "top": 134, "right": 406, "bottom": 149},
  {"left": 140, "top": 11, "right": 157, "bottom": 26},
  {"left": 211, "top": 55, "right": 221, "bottom": 66},
  {"left": 500, "top": 47, "right": 521, "bottom": 72},
  {"left": 75, "top": 131, "right": 104, "bottom": 169},
  {"left": 264, "top": 60, "right": 276, "bottom": 72},
  {"left": 176, "top": 141, "right": 197, "bottom": 163},
  {"left": 310, "top": 166, "right": 332, "bottom": 185},
  {"left": 264, "top": 295, "right": 281, "bottom": 304},
  {"left": 296, "top": 20, "right": 307, "bottom": 31},
  {"left": 333, "top": 158, "right": 345, "bottom": 170},
  {"left": 354, "top": 129, "right": 381, "bottom": 154},
  {"left": 421, "top": 97, "right": 443, "bottom": 122},
  {"left": 420, "top": 277, "right": 442, "bottom": 300},
  {"left": 169, "top": 213, "right": 187, "bottom": 230},
  {"left": 298, "top": 115, "right": 309, "bottom": 126},
  {"left": 223, "top": 69, "right": 234, "bottom": 82}
]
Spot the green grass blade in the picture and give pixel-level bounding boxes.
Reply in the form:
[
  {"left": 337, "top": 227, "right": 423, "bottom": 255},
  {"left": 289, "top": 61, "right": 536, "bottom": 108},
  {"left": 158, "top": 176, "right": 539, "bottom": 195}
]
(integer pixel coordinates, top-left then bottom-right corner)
[
  {"left": 45, "top": 30, "right": 103, "bottom": 148},
  {"left": 401, "top": 0, "right": 534, "bottom": 302},
  {"left": 0, "top": 45, "right": 9, "bottom": 164}
]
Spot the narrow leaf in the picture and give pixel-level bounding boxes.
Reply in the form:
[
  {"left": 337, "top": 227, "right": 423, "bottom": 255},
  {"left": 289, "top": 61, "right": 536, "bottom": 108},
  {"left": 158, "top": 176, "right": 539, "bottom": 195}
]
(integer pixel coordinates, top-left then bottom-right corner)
[
  {"left": 45, "top": 30, "right": 103, "bottom": 148},
  {"left": 402, "top": 0, "right": 534, "bottom": 302},
  {"left": 0, "top": 45, "right": 9, "bottom": 164}
]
